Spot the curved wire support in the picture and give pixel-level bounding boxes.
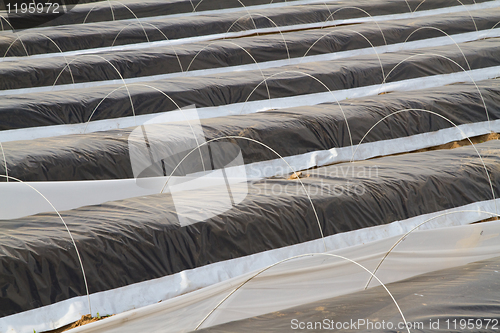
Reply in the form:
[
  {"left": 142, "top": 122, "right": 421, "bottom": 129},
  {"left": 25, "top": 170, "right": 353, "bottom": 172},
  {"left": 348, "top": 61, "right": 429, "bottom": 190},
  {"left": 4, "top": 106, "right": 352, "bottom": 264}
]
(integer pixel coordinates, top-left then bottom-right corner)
[
  {"left": 194, "top": 252, "right": 410, "bottom": 332},
  {"left": 186, "top": 0, "right": 196, "bottom": 11},
  {"left": 321, "top": 7, "right": 388, "bottom": 45},
  {"left": 0, "top": 14, "right": 15, "bottom": 31},
  {"left": 237, "top": 70, "right": 355, "bottom": 152},
  {"left": 3, "top": 32, "right": 75, "bottom": 84},
  {"left": 193, "top": 0, "right": 249, "bottom": 13},
  {"left": 111, "top": 22, "right": 149, "bottom": 48},
  {"left": 364, "top": 209, "right": 500, "bottom": 289},
  {"left": 350, "top": 108, "right": 497, "bottom": 215},
  {"left": 412, "top": 0, "right": 427, "bottom": 12},
  {"left": 0, "top": 17, "right": 28, "bottom": 56},
  {"left": 134, "top": 21, "right": 184, "bottom": 72},
  {"left": 184, "top": 40, "right": 271, "bottom": 101},
  {"left": 107, "top": 0, "right": 150, "bottom": 45},
  {"left": 79, "top": 18, "right": 184, "bottom": 72},
  {"left": 403, "top": 27, "right": 472, "bottom": 70},
  {"left": 82, "top": 82, "right": 207, "bottom": 172},
  {"left": 82, "top": 83, "right": 177, "bottom": 133},
  {"left": 222, "top": 2, "right": 259, "bottom": 34},
  {"left": 51, "top": 54, "right": 122, "bottom": 88},
  {"left": 106, "top": 0, "right": 116, "bottom": 21},
  {"left": 52, "top": 54, "right": 136, "bottom": 128},
  {"left": 224, "top": 12, "right": 291, "bottom": 62},
  {"left": 300, "top": 28, "right": 385, "bottom": 78},
  {"left": 412, "top": 0, "right": 478, "bottom": 31},
  {"left": 0, "top": 174, "right": 91, "bottom": 315},
  {"left": 403, "top": 0, "right": 413, "bottom": 12},
  {"left": 0, "top": 142, "right": 7, "bottom": 182},
  {"left": 480, "top": 20, "right": 500, "bottom": 40},
  {"left": 159, "top": 135, "right": 327, "bottom": 252},
  {"left": 379, "top": 53, "right": 491, "bottom": 127},
  {"left": 82, "top": 1, "right": 114, "bottom": 24}
]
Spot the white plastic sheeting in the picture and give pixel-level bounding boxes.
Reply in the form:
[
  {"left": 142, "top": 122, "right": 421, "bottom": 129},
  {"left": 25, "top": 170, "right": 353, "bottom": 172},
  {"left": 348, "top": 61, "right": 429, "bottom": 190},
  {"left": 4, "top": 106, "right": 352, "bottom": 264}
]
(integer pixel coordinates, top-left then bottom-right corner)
[
  {"left": 4, "top": 27, "right": 500, "bottom": 97},
  {"left": 1, "top": 65, "right": 499, "bottom": 143},
  {"left": 66, "top": 218, "right": 500, "bottom": 333},
  {"left": 3, "top": 0, "right": 497, "bottom": 61},
  {"left": 2, "top": 198, "right": 499, "bottom": 333},
  {"left": 1, "top": 0, "right": 499, "bottom": 331},
  {"left": 1, "top": 118, "right": 499, "bottom": 220}
]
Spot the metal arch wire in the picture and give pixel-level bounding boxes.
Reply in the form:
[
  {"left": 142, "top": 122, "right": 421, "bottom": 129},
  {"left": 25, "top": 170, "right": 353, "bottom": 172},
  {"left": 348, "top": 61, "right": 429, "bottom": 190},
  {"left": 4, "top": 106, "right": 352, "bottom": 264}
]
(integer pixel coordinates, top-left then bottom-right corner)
[
  {"left": 413, "top": 0, "right": 480, "bottom": 12},
  {"left": 194, "top": 252, "right": 410, "bottom": 333},
  {"left": 237, "top": 70, "right": 355, "bottom": 152},
  {"left": 2, "top": 32, "right": 75, "bottom": 84},
  {"left": 349, "top": 108, "right": 498, "bottom": 216},
  {"left": 133, "top": 21, "right": 184, "bottom": 72},
  {"left": 299, "top": 28, "right": 385, "bottom": 78},
  {"left": 0, "top": 14, "right": 15, "bottom": 31},
  {"left": 403, "top": 26, "right": 472, "bottom": 71},
  {"left": 126, "top": 83, "right": 207, "bottom": 172},
  {"left": 82, "top": 2, "right": 113, "bottom": 24},
  {"left": 111, "top": 22, "right": 149, "bottom": 48},
  {"left": 184, "top": 40, "right": 271, "bottom": 102},
  {"left": 412, "top": 0, "right": 478, "bottom": 31},
  {"left": 379, "top": 53, "right": 491, "bottom": 127},
  {"left": 221, "top": 3, "right": 259, "bottom": 36},
  {"left": 106, "top": 0, "right": 116, "bottom": 21},
  {"left": 0, "top": 142, "right": 7, "bottom": 182},
  {"left": 223, "top": 12, "right": 291, "bottom": 61},
  {"left": 82, "top": 82, "right": 207, "bottom": 172},
  {"left": 2, "top": 30, "right": 29, "bottom": 57},
  {"left": 480, "top": 20, "right": 500, "bottom": 40},
  {"left": 0, "top": 174, "right": 92, "bottom": 315},
  {"left": 108, "top": 0, "right": 150, "bottom": 43},
  {"left": 159, "top": 135, "right": 328, "bottom": 252},
  {"left": 321, "top": 6, "right": 388, "bottom": 45},
  {"left": 364, "top": 209, "right": 500, "bottom": 289},
  {"left": 50, "top": 54, "right": 137, "bottom": 129}
]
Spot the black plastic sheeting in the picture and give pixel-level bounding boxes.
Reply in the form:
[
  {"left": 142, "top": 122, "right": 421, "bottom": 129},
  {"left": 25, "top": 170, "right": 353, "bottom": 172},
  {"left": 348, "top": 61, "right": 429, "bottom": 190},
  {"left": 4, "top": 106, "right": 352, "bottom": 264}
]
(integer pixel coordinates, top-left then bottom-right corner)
[
  {"left": 3, "top": 0, "right": 83, "bottom": 30},
  {"left": 1, "top": 38, "right": 499, "bottom": 132},
  {"left": 198, "top": 255, "right": 500, "bottom": 333},
  {"left": 1, "top": 8, "right": 497, "bottom": 90},
  {"left": 1, "top": 140, "right": 500, "bottom": 317},
  {"left": 0, "top": 0, "right": 294, "bottom": 29},
  {"left": 0, "top": 0, "right": 100, "bottom": 11},
  {"left": 0, "top": 0, "right": 486, "bottom": 56},
  {"left": 2, "top": 78, "right": 498, "bottom": 182}
]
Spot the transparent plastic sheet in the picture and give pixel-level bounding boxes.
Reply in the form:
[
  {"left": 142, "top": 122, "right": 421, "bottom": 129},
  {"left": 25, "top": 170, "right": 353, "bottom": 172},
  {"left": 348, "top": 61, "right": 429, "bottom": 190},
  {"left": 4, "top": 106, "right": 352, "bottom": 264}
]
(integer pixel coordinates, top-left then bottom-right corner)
[
  {"left": 1, "top": 140, "right": 500, "bottom": 321},
  {"left": 0, "top": 0, "right": 485, "bottom": 56},
  {"left": 66, "top": 219, "right": 500, "bottom": 333},
  {"left": 1, "top": 78, "right": 499, "bottom": 182},
  {"left": 1, "top": 38, "right": 500, "bottom": 133},
  {"left": 2, "top": 8, "right": 500, "bottom": 91}
]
